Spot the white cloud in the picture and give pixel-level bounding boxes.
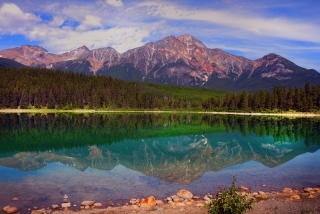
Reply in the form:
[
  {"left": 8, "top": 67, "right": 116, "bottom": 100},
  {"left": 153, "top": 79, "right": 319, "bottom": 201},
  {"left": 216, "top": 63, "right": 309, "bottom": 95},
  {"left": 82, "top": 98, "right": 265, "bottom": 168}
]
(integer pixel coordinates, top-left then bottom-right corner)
[
  {"left": 138, "top": 1, "right": 320, "bottom": 43},
  {"left": 106, "top": 0, "right": 123, "bottom": 7},
  {"left": 77, "top": 15, "right": 102, "bottom": 31},
  {"left": 28, "top": 25, "right": 149, "bottom": 53},
  {"left": 0, "top": 3, "right": 41, "bottom": 34}
]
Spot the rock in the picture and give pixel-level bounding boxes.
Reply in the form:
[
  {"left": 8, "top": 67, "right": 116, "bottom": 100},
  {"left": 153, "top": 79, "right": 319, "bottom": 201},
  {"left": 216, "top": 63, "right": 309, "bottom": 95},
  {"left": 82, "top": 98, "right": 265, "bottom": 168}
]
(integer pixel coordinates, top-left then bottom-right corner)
[
  {"left": 2, "top": 206, "right": 18, "bottom": 214},
  {"left": 11, "top": 197, "right": 18, "bottom": 201},
  {"left": 61, "top": 202, "right": 71, "bottom": 208},
  {"left": 85, "top": 205, "right": 90, "bottom": 209},
  {"left": 166, "top": 197, "right": 173, "bottom": 201},
  {"left": 258, "top": 191, "right": 266, "bottom": 195},
  {"left": 175, "top": 202, "right": 185, "bottom": 207},
  {"left": 45, "top": 210, "right": 52, "bottom": 214},
  {"left": 240, "top": 186, "right": 249, "bottom": 191},
  {"left": 203, "top": 195, "right": 211, "bottom": 201},
  {"left": 314, "top": 188, "right": 320, "bottom": 192},
  {"left": 155, "top": 200, "right": 163, "bottom": 205},
  {"left": 31, "top": 210, "right": 44, "bottom": 214},
  {"left": 303, "top": 187, "right": 313, "bottom": 193},
  {"left": 307, "top": 194, "right": 316, "bottom": 199},
  {"left": 177, "top": 189, "right": 193, "bottom": 199},
  {"left": 290, "top": 195, "right": 301, "bottom": 200},
  {"left": 254, "top": 194, "right": 268, "bottom": 200},
  {"left": 195, "top": 203, "right": 204, "bottom": 207},
  {"left": 63, "top": 198, "right": 69, "bottom": 203},
  {"left": 262, "top": 184, "right": 267, "bottom": 187},
  {"left": 168, "top": 200, "right": 174, "bottom": 204},
  {"left": 63, "top": 194, "right": 68, "bottom": 199},
  {"left": 140, "top": 196, "right": 157, "bottom": 208},
  {"left": 293, "top": 190, "right": 300, "bottom": 194},
  {"left": 157, "top": 207, "right": 164, "bottom": 211},
  {"left": 130, "top": 205, "right": 138, "bottom": 209},
  {"left": 185, "top": 201, "right": 192, "bottom": 206},
  {"left": 251, "top": 192, "right": 258, "bottom": 196},
  {"left": 173, "top": 198, "right": 181, "bottom": 202},
  {"left": 282, "top": 188, "right": 293, "bottom": 194},
  {"left": 51, "top": 204, "right": 59, "bottom": 209},
  {"left": 192, "top": 196, "right": 200, "bottom": 199},
  {"left": 81, "top": 201, "right": 95, "bottom": 206},
  {"left": 93, "top": 203, "right": 102, "bottom": 207}
]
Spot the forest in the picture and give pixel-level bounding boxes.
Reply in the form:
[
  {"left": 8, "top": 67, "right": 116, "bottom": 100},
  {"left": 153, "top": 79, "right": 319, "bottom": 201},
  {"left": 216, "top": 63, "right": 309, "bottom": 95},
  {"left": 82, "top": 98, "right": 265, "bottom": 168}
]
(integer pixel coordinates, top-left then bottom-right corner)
[{"left": 0, "top": 66, "right": 320, "bottom": 112}]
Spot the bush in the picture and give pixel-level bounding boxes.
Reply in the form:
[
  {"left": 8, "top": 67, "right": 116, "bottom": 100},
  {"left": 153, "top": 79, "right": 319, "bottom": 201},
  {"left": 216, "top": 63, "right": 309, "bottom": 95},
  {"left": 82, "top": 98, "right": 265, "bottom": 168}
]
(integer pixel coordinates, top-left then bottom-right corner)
[{"left": 206, "top": 178, "right": 254, "bottom": 214}]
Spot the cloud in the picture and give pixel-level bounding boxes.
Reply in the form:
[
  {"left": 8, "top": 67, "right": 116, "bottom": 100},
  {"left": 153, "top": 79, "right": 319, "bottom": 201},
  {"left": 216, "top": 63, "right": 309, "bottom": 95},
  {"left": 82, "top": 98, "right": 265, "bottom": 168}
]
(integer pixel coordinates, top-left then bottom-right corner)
[
  {"left": 28, "top": 25, "right": 150, "bottom": 53},
  {"left": 138, "top": 1, "right": 320, "bottom": 43},
  {"left": 106, "top": 0, "right": 123, "bottom": 7},
  {"left": 77, "top": 15, "right": 102, "bottom": 31},
  {"left": 0, "top": 3, "right": 41, "bottom": 34}
]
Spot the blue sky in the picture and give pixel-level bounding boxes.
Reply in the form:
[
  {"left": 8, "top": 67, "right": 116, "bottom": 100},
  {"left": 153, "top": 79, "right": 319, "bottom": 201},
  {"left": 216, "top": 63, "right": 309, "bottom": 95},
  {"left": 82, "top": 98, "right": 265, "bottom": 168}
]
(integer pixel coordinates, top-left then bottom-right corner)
[{"left": 0, "top": 0, "right": 319, "bottom": 71}]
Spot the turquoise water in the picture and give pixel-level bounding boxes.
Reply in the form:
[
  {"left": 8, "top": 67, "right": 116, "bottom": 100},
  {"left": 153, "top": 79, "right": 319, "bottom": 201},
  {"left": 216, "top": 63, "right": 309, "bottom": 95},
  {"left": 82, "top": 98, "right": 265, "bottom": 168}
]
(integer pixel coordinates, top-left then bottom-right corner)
[{"left": 0, "top": 113, "right": 319, "bottom": 211}]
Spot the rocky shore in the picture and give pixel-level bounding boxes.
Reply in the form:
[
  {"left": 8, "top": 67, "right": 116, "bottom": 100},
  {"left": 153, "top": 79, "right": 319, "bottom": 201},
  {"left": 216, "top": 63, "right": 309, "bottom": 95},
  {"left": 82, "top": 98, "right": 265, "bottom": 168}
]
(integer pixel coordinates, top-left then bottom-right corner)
[{"left": 2, "top": 187, "right": 320, "bottom": 214}]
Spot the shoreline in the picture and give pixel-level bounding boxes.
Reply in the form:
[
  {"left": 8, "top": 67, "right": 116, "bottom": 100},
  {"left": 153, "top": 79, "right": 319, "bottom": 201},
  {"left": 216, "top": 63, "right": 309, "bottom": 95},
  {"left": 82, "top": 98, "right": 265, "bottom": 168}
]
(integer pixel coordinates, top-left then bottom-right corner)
[
  {"left": 2, "top": 187, "right": 320, "bottom": 214},
  {"left": 0, "top": 108, "right": 320, "bottom": 117}
]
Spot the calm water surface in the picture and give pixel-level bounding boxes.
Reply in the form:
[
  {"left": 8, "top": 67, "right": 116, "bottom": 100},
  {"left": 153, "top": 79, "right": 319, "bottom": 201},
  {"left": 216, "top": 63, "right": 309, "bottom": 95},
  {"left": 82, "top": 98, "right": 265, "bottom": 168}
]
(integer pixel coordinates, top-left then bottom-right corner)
[{"left": 0, "top": 113, "right": 320, "bottom": 211}]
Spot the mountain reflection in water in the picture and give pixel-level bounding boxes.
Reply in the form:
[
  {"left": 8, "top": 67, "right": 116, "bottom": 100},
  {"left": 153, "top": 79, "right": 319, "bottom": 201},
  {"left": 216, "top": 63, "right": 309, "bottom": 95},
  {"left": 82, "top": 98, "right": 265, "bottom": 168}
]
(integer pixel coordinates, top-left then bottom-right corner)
[{"left": 0, "top": 113, "right": 320, "bottom": 209}]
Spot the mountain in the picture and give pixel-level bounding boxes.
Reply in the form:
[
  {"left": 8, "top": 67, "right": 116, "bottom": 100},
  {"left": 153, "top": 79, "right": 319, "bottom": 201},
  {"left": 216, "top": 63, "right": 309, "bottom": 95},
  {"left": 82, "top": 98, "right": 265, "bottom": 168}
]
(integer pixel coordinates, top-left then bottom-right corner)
[
  {"left": 0, "top": 134, "right": 318, "bottom": 184},
  {"left": 1, "top": 34, "right": 319, "bottom": 91},
  {"left": 0, "top": 57, "right": 26, "bottom": 68}
]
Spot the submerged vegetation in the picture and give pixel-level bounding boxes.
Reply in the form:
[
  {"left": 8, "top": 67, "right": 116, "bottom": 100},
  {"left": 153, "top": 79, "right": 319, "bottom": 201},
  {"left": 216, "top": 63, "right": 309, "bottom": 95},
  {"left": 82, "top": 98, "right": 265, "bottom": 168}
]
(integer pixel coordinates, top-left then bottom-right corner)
[{"left": 1, "top": 67, "right": 320, "bottom": 112}]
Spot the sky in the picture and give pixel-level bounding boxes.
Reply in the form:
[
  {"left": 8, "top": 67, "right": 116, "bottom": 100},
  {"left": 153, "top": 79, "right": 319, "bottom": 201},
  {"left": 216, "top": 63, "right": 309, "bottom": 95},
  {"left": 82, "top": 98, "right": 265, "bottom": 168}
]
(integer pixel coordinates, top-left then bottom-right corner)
[{"left": 0, "top": 0, "right": 319, "bottom": 71}]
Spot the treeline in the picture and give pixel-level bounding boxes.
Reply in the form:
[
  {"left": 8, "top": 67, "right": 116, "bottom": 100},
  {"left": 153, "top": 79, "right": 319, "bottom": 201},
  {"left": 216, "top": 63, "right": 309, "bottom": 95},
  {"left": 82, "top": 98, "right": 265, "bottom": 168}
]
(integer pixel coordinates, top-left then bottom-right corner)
[{"left": 0, "top": 67, "right": 320, "bottom": 112}]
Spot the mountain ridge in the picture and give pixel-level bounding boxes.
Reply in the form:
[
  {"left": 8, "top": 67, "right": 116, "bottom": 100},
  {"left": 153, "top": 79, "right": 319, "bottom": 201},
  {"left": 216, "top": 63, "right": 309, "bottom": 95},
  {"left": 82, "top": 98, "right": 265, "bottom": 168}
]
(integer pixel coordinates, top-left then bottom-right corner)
[{"left": 1, "top": 34, "right": 319, "bottom": 91}]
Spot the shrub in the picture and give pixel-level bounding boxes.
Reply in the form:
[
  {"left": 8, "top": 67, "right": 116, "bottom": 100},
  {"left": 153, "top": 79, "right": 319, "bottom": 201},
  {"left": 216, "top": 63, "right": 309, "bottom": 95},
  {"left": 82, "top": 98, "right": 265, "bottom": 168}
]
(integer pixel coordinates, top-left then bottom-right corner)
[{"left": 206, "top": 178, "right": 254, "bottom": 214}]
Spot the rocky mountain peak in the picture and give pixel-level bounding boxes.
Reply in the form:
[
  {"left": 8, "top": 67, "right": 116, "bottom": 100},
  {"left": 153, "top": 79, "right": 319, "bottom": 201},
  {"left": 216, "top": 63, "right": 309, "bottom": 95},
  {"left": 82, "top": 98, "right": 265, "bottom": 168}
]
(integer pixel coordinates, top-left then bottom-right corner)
[
  {"left": 177, "top": 34, "right": 206, "bottom": 49},
  {"left": 58, "top": 45, "right": 91, "bottom": 61},
  {"left": 21, "top": 45, "right": 49, "bottom": 53},
  {"left": 262, "top": 53, "right": 280, "bottom": 61}
]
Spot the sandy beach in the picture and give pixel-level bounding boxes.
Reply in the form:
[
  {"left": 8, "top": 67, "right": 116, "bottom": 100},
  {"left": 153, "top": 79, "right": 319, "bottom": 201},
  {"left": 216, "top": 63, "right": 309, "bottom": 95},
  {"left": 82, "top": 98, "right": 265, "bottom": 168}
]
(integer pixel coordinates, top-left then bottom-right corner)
[{"left": 0, "top": 108, "right": 320, "bottom": 117}]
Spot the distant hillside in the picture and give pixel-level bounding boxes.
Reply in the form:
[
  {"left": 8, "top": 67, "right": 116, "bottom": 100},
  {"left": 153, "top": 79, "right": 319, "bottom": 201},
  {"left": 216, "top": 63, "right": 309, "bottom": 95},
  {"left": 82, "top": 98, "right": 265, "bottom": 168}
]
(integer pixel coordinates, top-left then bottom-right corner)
[{"left": 0, "top": 57, "right": 26, "bottom": 68}]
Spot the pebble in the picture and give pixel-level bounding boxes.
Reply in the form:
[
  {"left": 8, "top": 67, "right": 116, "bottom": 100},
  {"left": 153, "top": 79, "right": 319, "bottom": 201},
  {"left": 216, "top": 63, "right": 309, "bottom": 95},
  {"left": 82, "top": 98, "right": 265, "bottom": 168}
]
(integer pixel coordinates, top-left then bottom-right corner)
[
  {"left": 203, "top": 195, "right": 211, "bottom": 201},
  {"left": 81, "top": 201, "right": 95, "bottom": 206},
  {"left": 11, "top": 197, "right": 18, "bottom": 201},
  {"left": 240, "top": 186, "right": 249, "bottom": 191},
  {"left": 63, "top": 194, "right": 68, "bottom": 199},
  {"left": 177, "top": 189, "right": 193, "bottom": 199},
  {"left": 51, "top": 204, "right": 59, "bottom": 209},
  {"left": 290, "top": 194, "right": 300, "bottom": 200},
  {"left": 155, "top": 200, "right": 164, "bottom": 205},
  {"left": 2, "top": 206, "right": 18, "bottom": 214},
  {"left": 61, "top": 202, "right": 71, "bottom": 208},
  {"left": 94, "top": 202, "right": 103, "bottom": 207}
]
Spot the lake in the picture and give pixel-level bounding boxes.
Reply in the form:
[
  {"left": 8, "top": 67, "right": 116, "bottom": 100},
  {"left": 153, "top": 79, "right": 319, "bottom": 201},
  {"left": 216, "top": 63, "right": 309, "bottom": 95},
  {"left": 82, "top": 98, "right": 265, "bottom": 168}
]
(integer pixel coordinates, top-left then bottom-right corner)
[{"left": 0, "top": 113, "right": 320, "bottom": 211}]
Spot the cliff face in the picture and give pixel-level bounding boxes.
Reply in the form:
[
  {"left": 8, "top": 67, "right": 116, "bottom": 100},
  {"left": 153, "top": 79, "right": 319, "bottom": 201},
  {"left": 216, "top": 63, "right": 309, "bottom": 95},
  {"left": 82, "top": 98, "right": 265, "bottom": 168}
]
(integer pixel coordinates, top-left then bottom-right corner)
[{"left": 1, "top": 34, "right": 319, "bottom": 91}]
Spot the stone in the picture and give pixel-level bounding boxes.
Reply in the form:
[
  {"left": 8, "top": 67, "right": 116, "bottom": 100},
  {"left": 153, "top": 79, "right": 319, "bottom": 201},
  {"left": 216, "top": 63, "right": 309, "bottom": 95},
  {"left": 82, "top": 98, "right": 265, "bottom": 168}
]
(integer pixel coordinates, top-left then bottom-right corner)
[
  {"left": 304, "top": 187, "right": 313, "bottom": 193},
  {"left": 45, "top": 209, "right": 52, "bottom": 214},
  {"left": 168, "top": 200, "right": 173, "bottom": 204},
  {"left": 140, "top": 196, "right": 157, "bottom": 208},
  {"left": 31, "top": 210, "right": 44, "bottom": 214},
  {"left": 131, "top": 205, "right": 139, "bottom": 209},
  {"left": 155, "top": 200, "right": 163, "bottom": 205},
  {"left": 240, "top": 186, "right": 249, "bottom": 191},
  {"left": 63, "top": 194, "right": 68, "bottom": 199},
  {"left": 166, "top": 197, "right": 173, "bottom": 201},
  {"left": 93, "top": 203, "right": 102, "bottom": 207},
  {"left": 282, "top": 188, "right": 293, "bottom": 193},
  {"left": 185, "top": 201, "right": 192, "bottom": 206},
  {"left": 157, "top": 207, "right": 164, "bottom": 211},
  {"left": 61, "top": 202, "right": 71, "bottom": 208},
  {"left": 51, "top": 204, "right": 59, "bottom": 209},
  {"left": 254, "top": 194, "right": 268, "bottom": 200},
  {"left": 293, "top": 190, "right": 300, "bottom": 194},
  {"left": 262, "top": 184, "right": 267, "bottom": 187},
  {"left": 192, "top": 196, "right": 200, "bottom": 199},
  {"left": 258, "top": 191, "right": 266, "bottom": 195},
  {"left": 172, "top": 197, "right": 179, "bottom": 202},
  {"left": 11, "top": 197, "right": 18, "bottom": 201},
  {"left": 81, "top": 201, "right": 95, "bottom": 206},
  {"left": 314, "top": 188, "right": 320, "bottom": 192},
  {"left": 175, "top": 202, "right": 185, "bottom": 207},
  {"left": 63, "top": 198, "right": 69, "bottom": 203},
  {"left": 85, "top": 205, "right": 90, "bottom": 209},
  {"left": 203, "top": 195, "right": 211, "bottom": 201},
  {"left": 2, "top": 206, "right": 18, "bottom": 214},
  {"left": 195, "top": 203, "right": 204, "bottom": 207},
  {"left": 290, "top": 195, "right": 301, "bottom": 200},
  {"left": 177, "top": 189, "right": 193, "bottom": 199},
  {"left": 307, "top": 194, "right": 316, "bottom": 199}
]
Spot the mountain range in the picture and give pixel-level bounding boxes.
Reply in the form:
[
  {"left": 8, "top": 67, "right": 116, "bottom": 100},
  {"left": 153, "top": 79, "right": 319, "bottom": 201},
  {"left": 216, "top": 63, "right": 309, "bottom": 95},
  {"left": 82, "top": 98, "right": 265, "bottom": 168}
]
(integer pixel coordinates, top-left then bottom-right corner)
[
  {"left": 1, "top": 134, "right": 318, "bottom": 184},
  {"left": 1, "top": 34, "right": 319, "bottom": 91}
]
